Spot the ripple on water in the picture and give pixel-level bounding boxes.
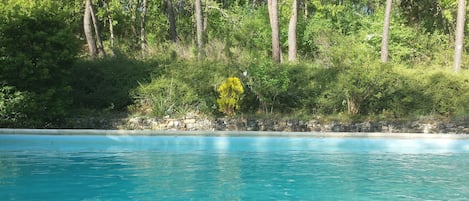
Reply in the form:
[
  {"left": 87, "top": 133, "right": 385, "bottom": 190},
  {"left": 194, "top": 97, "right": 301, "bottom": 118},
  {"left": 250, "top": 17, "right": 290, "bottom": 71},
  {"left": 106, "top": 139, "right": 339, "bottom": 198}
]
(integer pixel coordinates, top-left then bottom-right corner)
[{"left": 0, "top": 135, "right": 469, "bottom": 201}]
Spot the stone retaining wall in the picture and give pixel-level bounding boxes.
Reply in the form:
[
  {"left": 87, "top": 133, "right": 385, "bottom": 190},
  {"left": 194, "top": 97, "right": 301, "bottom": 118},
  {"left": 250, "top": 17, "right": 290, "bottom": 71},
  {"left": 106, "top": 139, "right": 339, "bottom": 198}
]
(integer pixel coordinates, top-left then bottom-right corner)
[{"left": 65, "top": 116, "right": 469, "bottom": 134}]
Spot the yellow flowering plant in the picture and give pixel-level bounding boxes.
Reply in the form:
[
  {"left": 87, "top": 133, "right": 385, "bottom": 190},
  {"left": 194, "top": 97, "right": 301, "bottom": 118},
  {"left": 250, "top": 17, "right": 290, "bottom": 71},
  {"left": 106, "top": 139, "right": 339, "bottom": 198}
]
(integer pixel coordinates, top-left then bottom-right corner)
[{"left": 217, "top": 77, "right": 244, "bottom": 115}]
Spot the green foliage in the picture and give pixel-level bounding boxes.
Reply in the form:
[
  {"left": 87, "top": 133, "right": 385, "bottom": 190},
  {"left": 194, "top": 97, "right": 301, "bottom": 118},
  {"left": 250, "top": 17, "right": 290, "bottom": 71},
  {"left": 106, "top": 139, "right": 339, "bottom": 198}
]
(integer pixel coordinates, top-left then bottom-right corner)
[
  {"left": 310, "top": 0, "right": 366, "bottom": 35},
  {"left": 399, "top": 0, "right": 452, "bottom": 34},
  {"left": 303, "top": 1, "right": 453, "bottom": 65},
  {"left": 330, "top": 64, "right": 421, "bottom": 116},
  {"left": 1, "top": 0, "right": 468, "bottom": 127},
  {"left": 0, "top": 12, "right": 79, "bottom": 89},
  {"left": 232, "top": 7, "right": 271, "bottom": 58},
  {"left": 129, "top": 60, "right": 234, "bottom": 117},
  {"left": 314, "top": 65, "right": 468, "bottom": 119},
  {"left": 0, "top": 10, "right": 79, "bottom": 127},
  {"left": 131, "top": 77, "right": 198, "bottom": 117},
  {"left": 70, "top": 57, "right": 151, "bottom": 111},
  {"left": 245, "top": 61, "right": 290, "bottom": 114},
  {"left": 217, "top": 77, "right": 244, "bottom": 115},
  {"left": 421, "top": 71, "right": 469, "bottom": 116},
  {"left": 0, "top": 0, "right": 58, "bottom": 17},
  {"left": 0, "top": 86, "right": 31, "bottom": 126}
]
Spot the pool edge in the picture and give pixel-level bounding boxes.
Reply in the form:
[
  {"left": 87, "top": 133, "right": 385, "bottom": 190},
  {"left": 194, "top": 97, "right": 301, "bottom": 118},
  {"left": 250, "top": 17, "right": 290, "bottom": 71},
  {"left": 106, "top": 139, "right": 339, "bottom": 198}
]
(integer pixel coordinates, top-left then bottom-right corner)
[{"left": 0, "top": 129, "right": 468, "bottom": 139}]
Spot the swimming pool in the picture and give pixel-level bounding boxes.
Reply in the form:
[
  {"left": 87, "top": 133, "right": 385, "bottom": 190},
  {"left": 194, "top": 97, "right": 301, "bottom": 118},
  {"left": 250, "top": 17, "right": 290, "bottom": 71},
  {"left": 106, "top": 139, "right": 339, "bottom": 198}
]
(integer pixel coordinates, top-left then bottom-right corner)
[{"left": 1, "top": 132, "right": 469, "bottom": 200}]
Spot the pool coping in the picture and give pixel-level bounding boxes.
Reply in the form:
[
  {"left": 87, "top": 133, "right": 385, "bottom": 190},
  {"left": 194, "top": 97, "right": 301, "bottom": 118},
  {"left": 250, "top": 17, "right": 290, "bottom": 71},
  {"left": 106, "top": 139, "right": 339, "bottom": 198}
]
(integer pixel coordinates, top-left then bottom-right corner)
[{"left": 0, "top": 129, "right": 468, "bottom": 139}]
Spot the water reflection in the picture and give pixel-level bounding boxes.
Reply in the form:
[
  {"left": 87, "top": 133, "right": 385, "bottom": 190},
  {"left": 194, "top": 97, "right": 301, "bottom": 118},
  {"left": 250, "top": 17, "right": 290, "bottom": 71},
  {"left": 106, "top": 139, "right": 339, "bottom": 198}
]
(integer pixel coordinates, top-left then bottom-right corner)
[
  {"left": 0, "top": 153, "right": 19, "bottom": 186},
  {"left": 116, "top": 137, "right": 244, "bottom": 200}
]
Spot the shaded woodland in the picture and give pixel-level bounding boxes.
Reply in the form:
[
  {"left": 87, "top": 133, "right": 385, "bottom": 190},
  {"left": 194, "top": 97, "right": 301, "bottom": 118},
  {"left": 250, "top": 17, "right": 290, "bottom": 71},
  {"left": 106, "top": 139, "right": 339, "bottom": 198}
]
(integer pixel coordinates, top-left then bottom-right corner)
[{"left": 0, "top": 0, "right": 468, "bottom": 128}]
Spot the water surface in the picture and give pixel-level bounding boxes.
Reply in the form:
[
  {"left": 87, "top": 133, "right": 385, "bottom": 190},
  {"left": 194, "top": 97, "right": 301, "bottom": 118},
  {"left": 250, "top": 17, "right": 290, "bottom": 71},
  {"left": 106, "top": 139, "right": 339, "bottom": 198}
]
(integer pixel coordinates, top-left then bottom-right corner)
[{"left": 1, "top": 134, "right": 469, "bottom": 200}]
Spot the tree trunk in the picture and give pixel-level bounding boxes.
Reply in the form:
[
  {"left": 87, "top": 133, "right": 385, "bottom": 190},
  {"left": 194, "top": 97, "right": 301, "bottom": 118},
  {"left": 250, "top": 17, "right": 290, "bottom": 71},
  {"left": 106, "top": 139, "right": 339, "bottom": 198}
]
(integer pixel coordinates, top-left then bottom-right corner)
[
  {"left": 102, "top": 0, "right": 115, "bottom": 49},
  {"left": 268, "top": 0, "right": 281, "bottom": 63},
  {"left": 304, "top": 0, "right": 308, "bottom": 19},
  {"left": 131, "top": 0, "right": 139, "bottom": 45},
  {"left": 288, "top": 0, "right": 298, "bottom": 62},
  {"left": 141, "top": 0, "right": 148, "bottom": 57},
  {"left": 108, "top": 17, "right": 114, "bottom": 49},
  {"left": 84, "top": 0, "right": 97, "bottom": 59},
  {"left": 89, "top": 0, "right": 106, "bottom": 57},
  {"left": 453, "top": 0, "right": 465, "bottom": 72},
  {"left": 203, "top": 1, "right": 208, "bottom": 33},
  {"left": 380, "top": 0, "right": 392, "bottom": 63},
  {"left": 167, "top": 0, "right": 178, "bottom": 42},
  {"left": 347, "top": 97, "right": 360, "bottom": 115},
  {"left": 195, "top": 0, "right": 204, "bottom": 58}
]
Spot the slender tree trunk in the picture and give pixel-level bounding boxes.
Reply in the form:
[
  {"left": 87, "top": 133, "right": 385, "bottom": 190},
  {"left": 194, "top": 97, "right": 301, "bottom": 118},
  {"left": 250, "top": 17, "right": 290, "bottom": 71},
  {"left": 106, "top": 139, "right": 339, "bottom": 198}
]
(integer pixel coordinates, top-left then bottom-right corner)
[
  {"left": 167, "top": 0, "right": 178, "bottom": 42},
  {"left": 177, "top": 0, "right": 184, "bottom": 11},
  {"left": 453, "top": 0, "right": 465, "bottom": 72},
  {"left": 89, "top": 0, "right": 106, "bottom": 57},
  {"left": 108, "top": 17, "right": 114, "bottom": 49},
  {"left": 288, "top": 0, "right": 298, "bottom": 62},
  {"left": 131, "top": 0, "right": 139, "bottom": 45},
  {"left": 222, "top": 0, "right": 226, "bottom": 8},
  {"left": 195, "top": 0, "right": 204, "bottom": 58},
  {"left": 84, "top": 0, "right": 97, "bottom": 59},
  {"left": 304, "top": 0, "right": 308, "bottom": 19},
  {"left": 141, "top": 0, "right": 148, "bottom": 57},
  {"left": 380, "top": 0, "right": 392, "bottom": 63},
  {"left": 268, "top": 0, "right": 281, "bottom": 63},
  {"left": 203, "top": 1, "right": 208, "bottom": 33},
  {"left": 102, "top": 0, "right": 115, "bottom": 49}
]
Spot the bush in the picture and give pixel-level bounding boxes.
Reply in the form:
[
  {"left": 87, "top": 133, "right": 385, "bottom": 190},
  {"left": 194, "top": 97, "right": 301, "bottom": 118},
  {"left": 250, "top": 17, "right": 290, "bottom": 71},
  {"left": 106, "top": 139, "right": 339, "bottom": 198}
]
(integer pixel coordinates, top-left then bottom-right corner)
[
  {"left": 131, "top": 77, "right": 198, "bottom": 117},
  {"left": 421, "top": 70, "right": 469, "bottom": 117},
  {"left": 217, "top": 77, "right": 244, "bottom": 115},
  {"left": 0, "top": 10, "right": 79, "bottom": 126},
  {"left": 312, "top": 63, "right": 469, "bottom": 120},
  {"left": 244, "top": 61, "right": 290, "bottom": 114},
  {"left": 0, "top": 86, "right": 31, "bottom": 127},
  {"left": 71, "top": 57, "right": 151, "bottom": 111}
]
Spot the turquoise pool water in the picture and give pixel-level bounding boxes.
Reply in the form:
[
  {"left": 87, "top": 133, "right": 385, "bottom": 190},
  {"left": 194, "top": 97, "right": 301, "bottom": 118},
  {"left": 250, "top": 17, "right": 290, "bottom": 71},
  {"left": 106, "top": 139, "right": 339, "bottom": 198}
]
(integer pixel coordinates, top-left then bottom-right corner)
[{"left": 1, "top": 134, "right": 469, "bottom": 200}]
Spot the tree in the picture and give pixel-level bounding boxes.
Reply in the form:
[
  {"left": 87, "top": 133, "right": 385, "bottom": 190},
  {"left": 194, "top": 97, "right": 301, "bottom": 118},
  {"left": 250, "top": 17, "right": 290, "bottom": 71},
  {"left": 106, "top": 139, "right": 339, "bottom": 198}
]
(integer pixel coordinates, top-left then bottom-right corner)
[
  {"left": 102, "top": 0, "right": 115, "bottom": 49},
  {"left": 247, "top": 62, "right": 289, "bottom": 114},
  {"left": 88, "top": 0, "right": 106, "bottom": 57},
  {"left": 288, "top": 0, "right": 298, "bottom": 62},
  {"left": 195, "top": 0, "right": 204, "bottom": 58},
  {"left": 130, "top": 0, "right": 139, "bottom": 45},
  {"left": 380, "top": 0, "right": 392, "bottom": 63},
  {"left": 0, "top": 11, "right": 80, "bottom": 126},
  {"left": 84, "top": 0, "right": 98, "bottom": 58},
  {"left": 268, "top": 0, "right": 281, "bottom": 63},
  {"left": 453, "top": 0, "right": 465, "bottom": 72},
  {"left": 398, "top": 0, "right": 449, "bottom": 34},
  {"left": 141, "top": 0, "right": 148, "bottom": 57},
  {"left": 167, "top": 0, "right": 178, "bottom": 42},
  {"left": 83, "top": 0, "right": 105, "bottom": 58}
]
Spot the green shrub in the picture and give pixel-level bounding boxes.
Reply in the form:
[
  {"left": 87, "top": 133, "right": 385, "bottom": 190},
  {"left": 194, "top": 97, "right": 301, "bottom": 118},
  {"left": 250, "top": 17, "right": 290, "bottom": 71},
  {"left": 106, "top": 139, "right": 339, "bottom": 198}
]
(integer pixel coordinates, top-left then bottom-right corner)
[
  {"left": 0, "top": 10, "right": 79, "bottom": 127},
  {"left": 0, "top": 86, "right": 30, "bottom": 126},
  {"left": 421, "top": 70, "right": 469, "bottom": 116},
  {"left": 162, "top": 60, "right": 239, "bottom": 114},
  {"left": 245, "top": 61, "right": 290, "bottom": 114},
  {"left": 131, "top": 77, "right": 198, "bottom": 117},
  {"left": 71, "top": 57, "right": 152, "bottom": 111}
]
